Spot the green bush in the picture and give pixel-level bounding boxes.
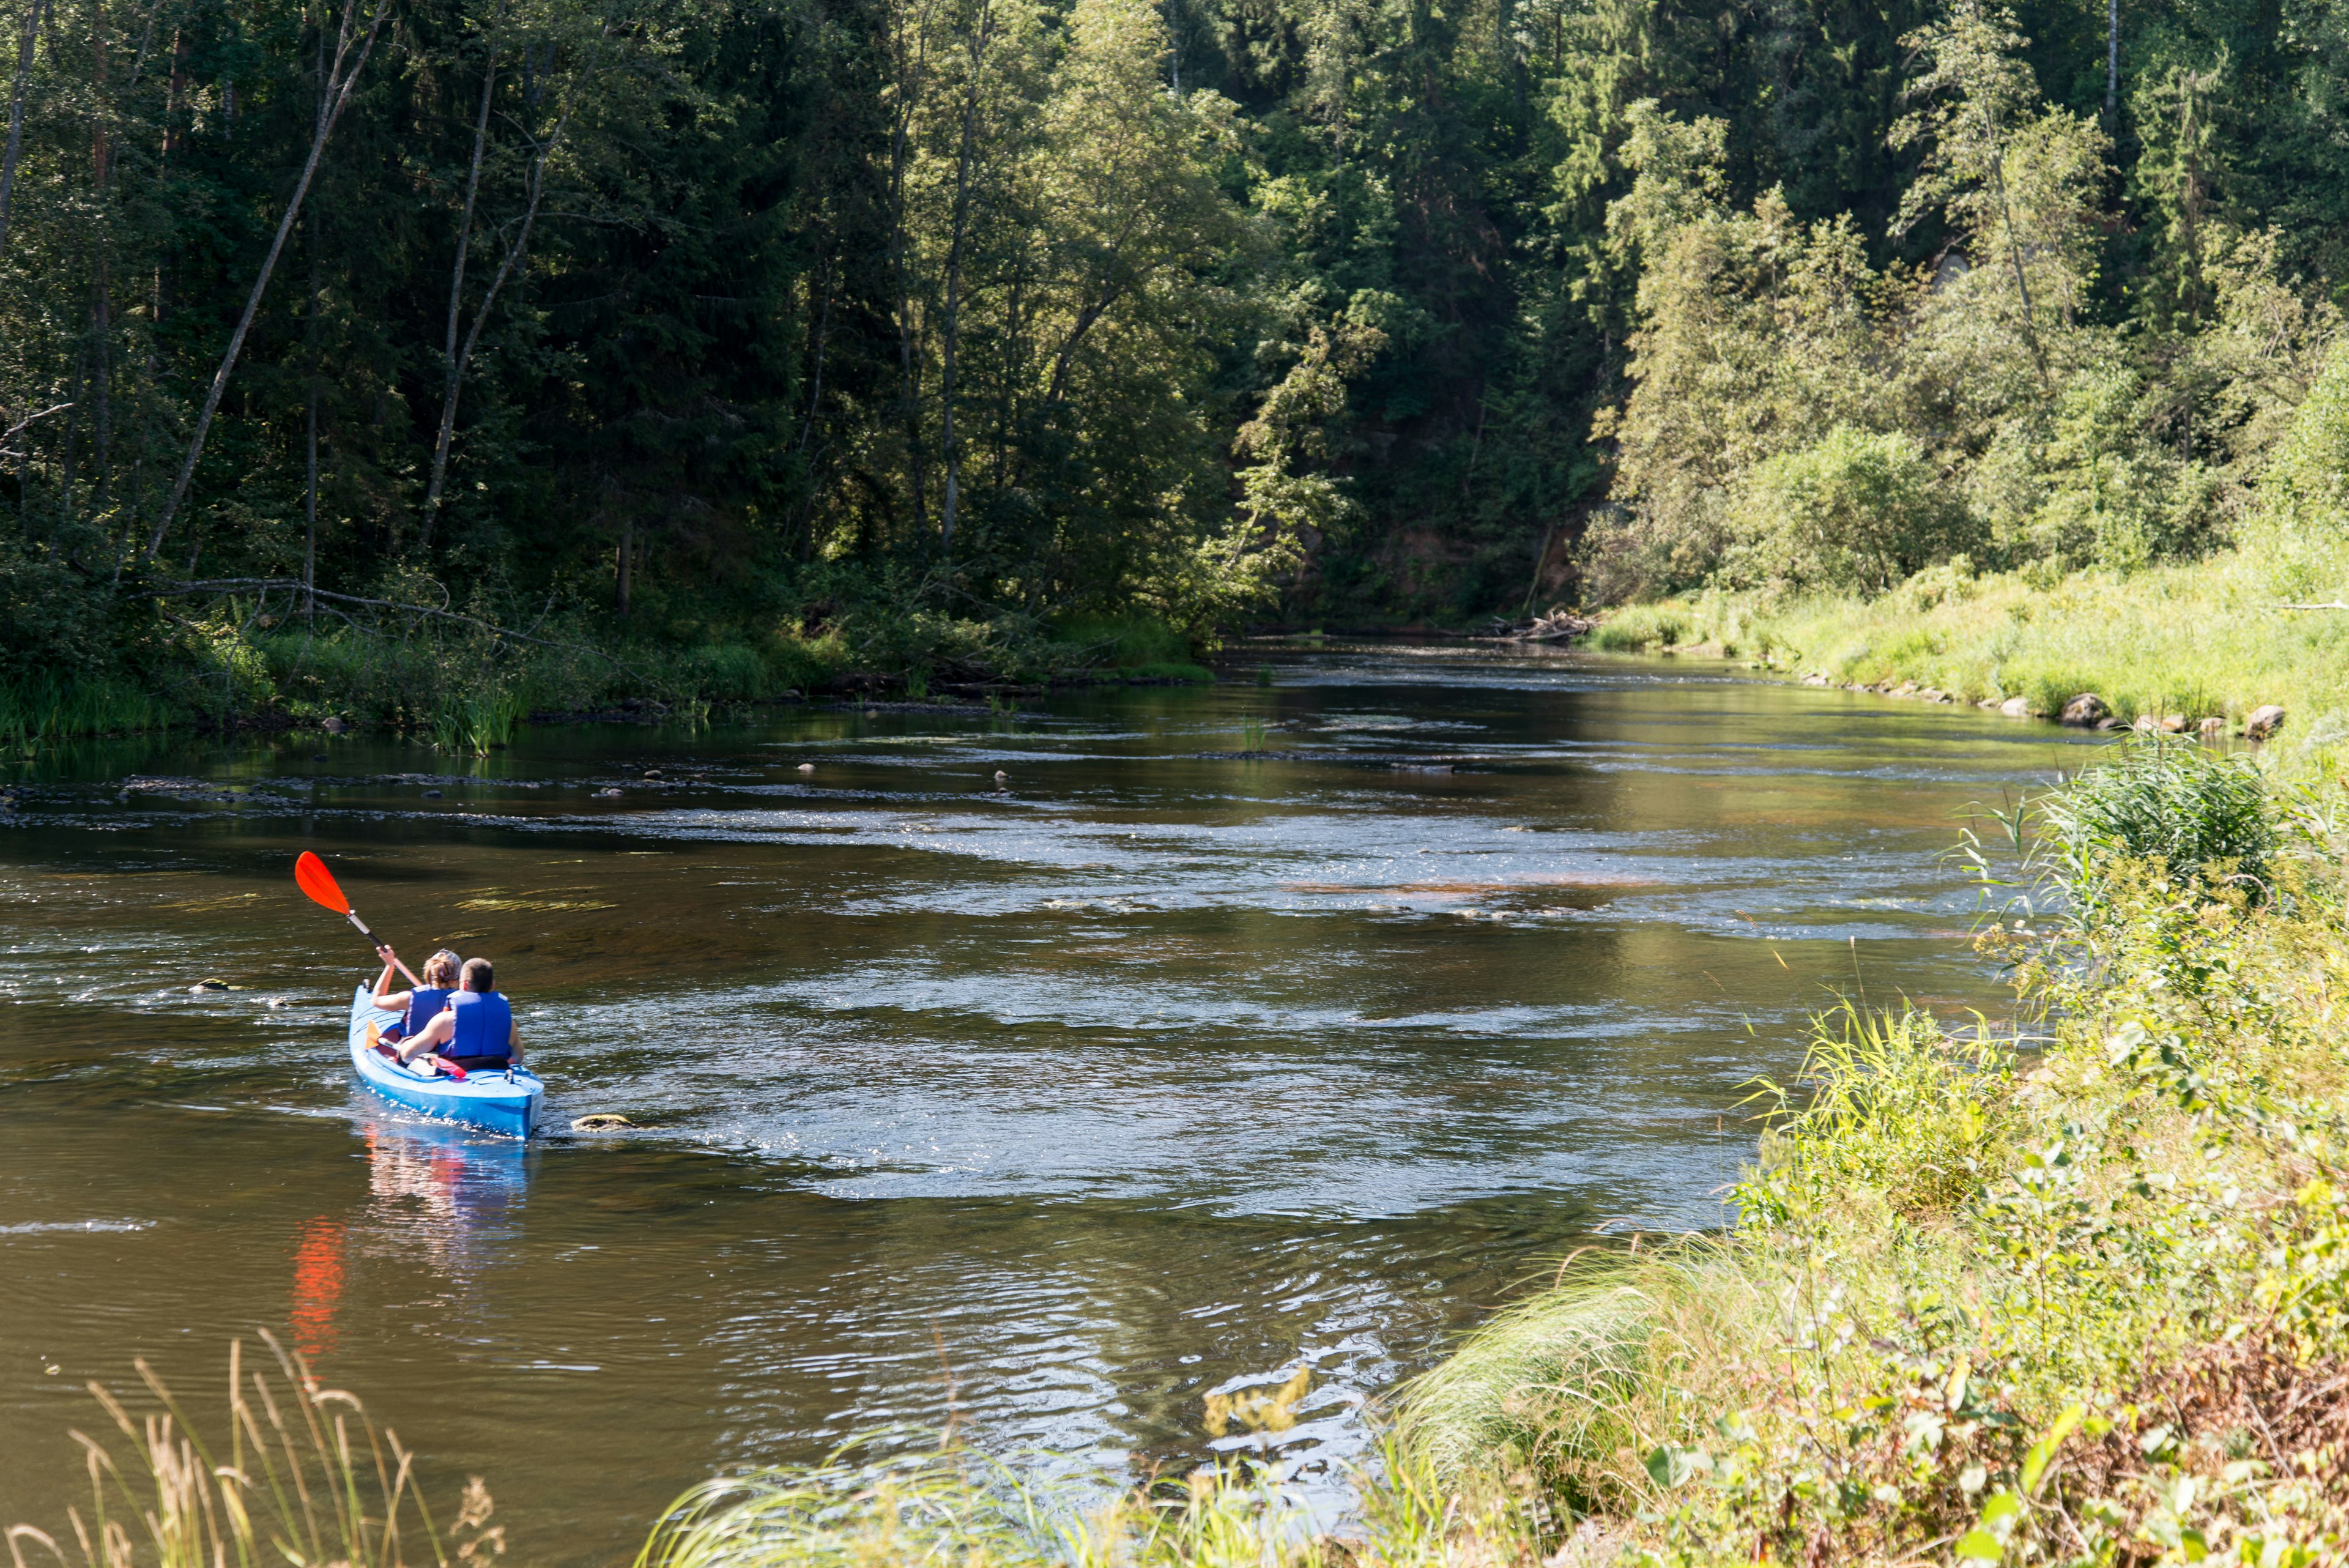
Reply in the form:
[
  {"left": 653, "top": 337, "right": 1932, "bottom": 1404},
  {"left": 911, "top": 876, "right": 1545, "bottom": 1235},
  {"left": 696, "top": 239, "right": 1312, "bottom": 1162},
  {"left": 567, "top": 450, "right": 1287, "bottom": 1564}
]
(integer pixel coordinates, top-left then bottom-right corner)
[
  {"left": 1727, "top": 426, "right": 1971, "bottom": 594},
  {"left": 2260, "top": 339, "right": 2349, "bottom": 532}
]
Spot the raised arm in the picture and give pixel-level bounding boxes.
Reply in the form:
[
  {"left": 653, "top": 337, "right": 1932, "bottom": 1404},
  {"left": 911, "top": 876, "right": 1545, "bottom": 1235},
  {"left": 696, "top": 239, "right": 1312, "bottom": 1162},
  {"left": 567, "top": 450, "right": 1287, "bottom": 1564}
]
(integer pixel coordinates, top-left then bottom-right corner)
[{"left": 371, "top": 946, "right": 413, "bottom": 1010}]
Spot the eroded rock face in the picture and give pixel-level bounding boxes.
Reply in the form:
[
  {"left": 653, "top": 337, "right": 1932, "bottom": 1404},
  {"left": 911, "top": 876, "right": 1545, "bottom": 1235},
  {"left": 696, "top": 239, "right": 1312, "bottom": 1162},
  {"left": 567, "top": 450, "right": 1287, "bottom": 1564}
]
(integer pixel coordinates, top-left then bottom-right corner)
[
  {"left": 2060, "top": 693, "right": 2109, "bottom": 727},
  {"left": 2247, "top": 704, "right": 2287, "bottom": 740}
]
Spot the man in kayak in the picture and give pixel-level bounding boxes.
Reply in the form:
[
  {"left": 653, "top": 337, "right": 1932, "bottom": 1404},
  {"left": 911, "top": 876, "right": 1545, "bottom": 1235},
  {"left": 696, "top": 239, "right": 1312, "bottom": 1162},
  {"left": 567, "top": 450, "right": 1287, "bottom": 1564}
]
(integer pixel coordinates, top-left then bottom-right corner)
[
  {"left": 370, "top": 946, "right": 461, "bottom": 1044},
  {"left": 389, "top": 957, "right": 525, "bottom": 1076}
]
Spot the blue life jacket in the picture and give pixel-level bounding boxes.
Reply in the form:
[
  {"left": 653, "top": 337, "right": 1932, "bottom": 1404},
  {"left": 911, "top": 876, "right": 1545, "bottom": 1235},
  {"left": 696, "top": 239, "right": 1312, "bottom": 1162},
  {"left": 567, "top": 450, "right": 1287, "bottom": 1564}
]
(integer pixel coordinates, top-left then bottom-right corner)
[
  {"left": 401, "top": 987, "right": 452, "bottom": 1038},
  {"left": 445, "top": 989, "right": 513, "bottom": 1062}
]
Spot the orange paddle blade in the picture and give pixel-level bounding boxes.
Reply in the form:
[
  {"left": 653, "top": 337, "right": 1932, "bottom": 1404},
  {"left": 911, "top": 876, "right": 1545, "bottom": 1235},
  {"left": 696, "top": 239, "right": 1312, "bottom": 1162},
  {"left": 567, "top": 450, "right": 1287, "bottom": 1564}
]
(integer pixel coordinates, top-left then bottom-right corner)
[{"left": 294, "top": 852, "right": 350, "bottom": 914}]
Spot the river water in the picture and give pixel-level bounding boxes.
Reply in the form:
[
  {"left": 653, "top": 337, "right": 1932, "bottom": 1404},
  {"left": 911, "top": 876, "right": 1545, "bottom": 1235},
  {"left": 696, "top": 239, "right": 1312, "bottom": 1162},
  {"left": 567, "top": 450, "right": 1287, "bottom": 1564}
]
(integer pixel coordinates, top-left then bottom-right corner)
[{"left": 0, "top": 645, "right": 2090, "bottom": 1559}]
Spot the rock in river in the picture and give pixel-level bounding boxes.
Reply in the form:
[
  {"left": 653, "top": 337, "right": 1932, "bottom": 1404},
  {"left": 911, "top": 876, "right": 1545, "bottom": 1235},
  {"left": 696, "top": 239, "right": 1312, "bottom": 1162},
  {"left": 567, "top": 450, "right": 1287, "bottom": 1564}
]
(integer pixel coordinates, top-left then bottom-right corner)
[
  {"left": 2060, "top": 693, "right": 2109, "bottom": 727},
  {"left": 2000, "top": 696, "right": 2033, "bottom": 719},
  {"left": 2247, "top": 704, "right": 2287, "bottom": 740}
]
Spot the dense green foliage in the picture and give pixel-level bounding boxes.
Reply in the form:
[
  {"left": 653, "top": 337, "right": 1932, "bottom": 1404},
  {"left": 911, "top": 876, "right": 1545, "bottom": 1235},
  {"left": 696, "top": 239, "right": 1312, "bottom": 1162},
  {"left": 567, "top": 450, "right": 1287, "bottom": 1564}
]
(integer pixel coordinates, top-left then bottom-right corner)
[{"left": 4, "top": 0, "right": 2348, "bottom": 718}]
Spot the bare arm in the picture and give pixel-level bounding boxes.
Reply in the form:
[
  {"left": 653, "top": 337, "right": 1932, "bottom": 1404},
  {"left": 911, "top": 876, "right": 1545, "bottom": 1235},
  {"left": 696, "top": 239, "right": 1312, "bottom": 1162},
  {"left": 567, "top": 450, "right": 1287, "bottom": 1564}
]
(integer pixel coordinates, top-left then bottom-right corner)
[
  {"left": 396, "top": 1008, "right": 456, "bottom": 1063},
  {"left": 508, "top": 1016, "right": 524, "bottom": 1066},
  {"left": 372, "top": 947, "right": 412, "bottom": 1009}
]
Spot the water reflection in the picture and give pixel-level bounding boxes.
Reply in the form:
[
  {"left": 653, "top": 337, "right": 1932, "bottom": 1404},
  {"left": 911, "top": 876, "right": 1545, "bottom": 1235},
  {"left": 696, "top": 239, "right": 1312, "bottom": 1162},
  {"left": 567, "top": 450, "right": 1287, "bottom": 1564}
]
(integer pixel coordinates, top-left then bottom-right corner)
[{"left": 357, "top": 1111, "right": 534, "bottom": 1279}]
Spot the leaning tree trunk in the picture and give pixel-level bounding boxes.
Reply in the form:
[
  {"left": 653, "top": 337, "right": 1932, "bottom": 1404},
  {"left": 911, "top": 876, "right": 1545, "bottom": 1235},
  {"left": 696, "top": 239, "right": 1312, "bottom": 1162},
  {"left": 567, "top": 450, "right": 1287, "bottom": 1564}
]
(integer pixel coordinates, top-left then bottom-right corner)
[{"left": 141, "top": 0, "right": 391, "bottom": 563}]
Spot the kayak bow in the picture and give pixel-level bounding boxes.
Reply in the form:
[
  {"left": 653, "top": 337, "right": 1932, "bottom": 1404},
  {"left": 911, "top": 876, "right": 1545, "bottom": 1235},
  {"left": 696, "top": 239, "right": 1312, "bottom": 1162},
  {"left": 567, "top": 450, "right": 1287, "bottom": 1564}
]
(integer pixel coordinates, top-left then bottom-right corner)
[{"left": 347, "top": 987, "right": 544, "bottom": 1138}]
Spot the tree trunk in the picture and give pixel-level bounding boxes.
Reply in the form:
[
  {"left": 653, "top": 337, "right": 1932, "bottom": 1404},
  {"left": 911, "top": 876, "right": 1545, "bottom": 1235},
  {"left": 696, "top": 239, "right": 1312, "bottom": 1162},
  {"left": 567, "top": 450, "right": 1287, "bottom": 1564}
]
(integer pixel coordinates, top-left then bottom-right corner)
[
  {"left": 305, "top": 216, "right": 321, "bottom": 617},
  {"left": 1985, "top": 142, "right": 2049, "bottom": 391},
  {"left": 2106, "top": 0, "right": 2118, "bottom": 124},
  {"left": 0, "top": 0, "right": 38, "bottom": 261},
  {"left": 418, "top": 39, "right": 583, "bottom": 550},
  {"left": 937, "top": 4, "right": 994, "bottom": 551},
  {"left": 885, "top": 0, "right": 938, "bottom": 535},
  {"left": 141, "top": 0, "right": 392, "bottom": 563},
  {"left": 615, "top": 515, "right": 631, "bottom": 614},
  {"left": 417, "top": 31, "right": 499, "bottom": 550},
  {"left": 89, "top": 0, "right": 109, "bottom": 514}
]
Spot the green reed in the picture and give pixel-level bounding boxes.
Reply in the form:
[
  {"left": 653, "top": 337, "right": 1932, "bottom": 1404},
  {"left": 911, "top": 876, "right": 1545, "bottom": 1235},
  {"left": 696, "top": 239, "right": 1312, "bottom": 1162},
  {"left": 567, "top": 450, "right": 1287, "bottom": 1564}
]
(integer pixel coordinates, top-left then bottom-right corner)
[{"left": 0, "top": 674, "right": 175, "bottom": 746}]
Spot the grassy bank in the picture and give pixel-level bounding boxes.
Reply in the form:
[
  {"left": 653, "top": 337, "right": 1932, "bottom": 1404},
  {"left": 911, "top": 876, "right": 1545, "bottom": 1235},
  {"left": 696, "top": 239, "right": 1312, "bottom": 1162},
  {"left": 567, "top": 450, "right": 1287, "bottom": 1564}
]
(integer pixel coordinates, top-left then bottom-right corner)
[
  {"left": 1587, "top": 537, "right": 2349, "bottom": 760},
  {"left": 0, "top": 608, "right": 1215, "bottom": 751},
  {"left": 1393, "top": 739, "right": 2349, "bottom": 1563}
]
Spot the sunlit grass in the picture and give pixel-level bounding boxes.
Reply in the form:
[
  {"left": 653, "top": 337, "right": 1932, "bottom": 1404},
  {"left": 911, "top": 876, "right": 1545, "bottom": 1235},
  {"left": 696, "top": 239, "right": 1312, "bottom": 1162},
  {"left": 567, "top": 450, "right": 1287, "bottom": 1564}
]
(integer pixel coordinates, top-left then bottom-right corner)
[
  {"left": 1619, "top": 538, "right": 2349, "bottom": 757},
  {"left": 3, "top": 1332, "right": 489, "bottom": 1568},
  {"left": 634, "top": 1436, "right": 1528, "bottom": 1568}
]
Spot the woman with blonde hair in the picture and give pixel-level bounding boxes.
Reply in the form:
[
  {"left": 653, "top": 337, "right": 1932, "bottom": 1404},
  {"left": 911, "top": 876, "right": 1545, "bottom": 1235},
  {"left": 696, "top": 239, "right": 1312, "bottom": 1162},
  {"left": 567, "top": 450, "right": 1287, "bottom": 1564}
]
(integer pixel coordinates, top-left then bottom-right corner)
[{"left": 370, "top": 945, "right": 461, "bottom": 1044}]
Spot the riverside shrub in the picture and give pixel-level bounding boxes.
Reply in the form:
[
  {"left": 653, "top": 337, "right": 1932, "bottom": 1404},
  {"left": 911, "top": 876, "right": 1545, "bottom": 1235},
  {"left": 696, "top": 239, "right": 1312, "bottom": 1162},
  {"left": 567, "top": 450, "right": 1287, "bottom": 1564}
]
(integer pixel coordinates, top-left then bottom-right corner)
[{"left": 1727, "top": 427, "right": 1969, "bottom": 595}]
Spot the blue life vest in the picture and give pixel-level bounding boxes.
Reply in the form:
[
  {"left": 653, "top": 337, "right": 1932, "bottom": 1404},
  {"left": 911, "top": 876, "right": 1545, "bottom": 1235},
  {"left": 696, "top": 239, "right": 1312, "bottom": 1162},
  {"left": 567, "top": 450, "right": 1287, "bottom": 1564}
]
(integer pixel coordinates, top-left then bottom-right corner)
[
  {"left": 402, "top": 987, "right": 452, "bottom": 1038},
  {"left": 445, "top": 989, "right": 513, "bottom": 1062}
]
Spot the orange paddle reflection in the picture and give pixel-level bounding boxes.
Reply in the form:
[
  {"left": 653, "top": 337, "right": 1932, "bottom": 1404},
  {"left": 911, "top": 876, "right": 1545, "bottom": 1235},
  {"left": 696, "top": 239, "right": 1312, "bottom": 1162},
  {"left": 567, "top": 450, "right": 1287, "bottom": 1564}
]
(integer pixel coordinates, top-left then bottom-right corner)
[{"left": 288, "top": 1217, "right": 347, "bottom": 1360}]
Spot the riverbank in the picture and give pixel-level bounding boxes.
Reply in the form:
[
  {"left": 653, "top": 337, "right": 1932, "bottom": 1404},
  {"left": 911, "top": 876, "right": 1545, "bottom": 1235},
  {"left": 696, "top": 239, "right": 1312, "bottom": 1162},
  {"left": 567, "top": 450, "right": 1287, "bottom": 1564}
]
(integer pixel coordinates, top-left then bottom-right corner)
[
  {"left": 1386, "top": 740, "right": 2349, "bottom": 1563},
  {"left": 0, "top": 608, "right": 1216, "bottom": 750},
  {"left": 1584, "top": 544, "right": 2349, "bottom": 764}
]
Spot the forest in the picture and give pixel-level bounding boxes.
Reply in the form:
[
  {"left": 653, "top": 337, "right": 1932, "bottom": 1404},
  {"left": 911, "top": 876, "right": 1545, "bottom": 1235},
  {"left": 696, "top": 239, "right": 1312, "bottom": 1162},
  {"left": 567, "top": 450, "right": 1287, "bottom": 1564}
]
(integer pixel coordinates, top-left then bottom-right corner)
[{"left": 1, "top": 0, "right": 2346, "bottom": 721}]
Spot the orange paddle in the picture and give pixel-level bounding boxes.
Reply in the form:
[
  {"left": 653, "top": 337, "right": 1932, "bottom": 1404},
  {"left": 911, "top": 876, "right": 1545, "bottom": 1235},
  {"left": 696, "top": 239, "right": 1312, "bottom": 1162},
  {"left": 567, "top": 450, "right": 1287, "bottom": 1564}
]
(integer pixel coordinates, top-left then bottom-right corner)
[{"left": 295, "top": 852, "right": 421, "bottom": 985}]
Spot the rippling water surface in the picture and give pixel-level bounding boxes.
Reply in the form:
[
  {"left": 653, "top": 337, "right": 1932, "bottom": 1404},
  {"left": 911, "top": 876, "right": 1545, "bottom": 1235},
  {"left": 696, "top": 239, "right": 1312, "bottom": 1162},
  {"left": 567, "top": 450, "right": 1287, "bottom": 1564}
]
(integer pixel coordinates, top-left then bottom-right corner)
[{"left": 0, "top": 645, "right": 2091, "bottom": 1559}]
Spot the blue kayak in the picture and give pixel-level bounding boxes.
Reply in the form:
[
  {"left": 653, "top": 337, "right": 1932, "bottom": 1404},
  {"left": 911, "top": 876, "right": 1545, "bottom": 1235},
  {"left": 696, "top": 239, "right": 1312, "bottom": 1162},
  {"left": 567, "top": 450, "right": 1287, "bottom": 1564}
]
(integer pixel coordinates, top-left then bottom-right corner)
[{"left": 347, "top": 987, "right": 544, "bottom": 1138}]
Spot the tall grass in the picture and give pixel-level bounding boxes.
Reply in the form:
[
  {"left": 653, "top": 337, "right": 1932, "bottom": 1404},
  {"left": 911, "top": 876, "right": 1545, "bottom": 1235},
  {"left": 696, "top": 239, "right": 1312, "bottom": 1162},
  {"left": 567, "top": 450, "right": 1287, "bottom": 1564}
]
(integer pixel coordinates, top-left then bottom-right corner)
[
  {"left": 2034, "top": 733, "right": 2283, "bottom": 899},
  {"left": 0, "top": 674, "right": 177, "bottom": 745},
  {"left": 1582, "top": 604, "right": 1691, "bottom": 652},
  {"left": 635, "top": 1438, "right": 1522, "bottom": 1568},
  {"left": 4, "top": 1332, "right": 484, "bottom": 1568}
]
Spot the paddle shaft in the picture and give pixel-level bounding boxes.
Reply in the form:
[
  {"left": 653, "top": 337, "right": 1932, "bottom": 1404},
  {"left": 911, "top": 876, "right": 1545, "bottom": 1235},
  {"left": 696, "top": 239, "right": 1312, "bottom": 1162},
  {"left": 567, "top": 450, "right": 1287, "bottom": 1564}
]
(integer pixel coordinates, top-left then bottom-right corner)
[{"left": 348, "top": 908, "right": 425, "bottom": 989}]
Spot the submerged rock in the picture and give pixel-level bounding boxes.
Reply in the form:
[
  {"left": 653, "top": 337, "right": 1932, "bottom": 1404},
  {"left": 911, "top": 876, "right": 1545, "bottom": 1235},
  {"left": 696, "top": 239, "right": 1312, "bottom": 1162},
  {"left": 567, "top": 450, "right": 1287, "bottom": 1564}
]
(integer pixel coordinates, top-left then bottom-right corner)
[
  {"left": 2247, "top": 704, "right": 2287, "bottom": 740},
  {"left": 572, "top": 1113, "right": 637, "bottom": 1132},
  {"left": 2060, "top": 693, "right": 2109, "bottom": 727}
]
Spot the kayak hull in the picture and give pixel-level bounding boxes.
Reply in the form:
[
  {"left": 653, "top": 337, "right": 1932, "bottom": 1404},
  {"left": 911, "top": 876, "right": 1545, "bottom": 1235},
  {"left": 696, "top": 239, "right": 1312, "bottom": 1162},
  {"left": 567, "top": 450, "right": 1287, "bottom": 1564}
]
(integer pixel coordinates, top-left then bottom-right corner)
[{"left": 347, "top": 987, "right": 543, "bottom": 1138}]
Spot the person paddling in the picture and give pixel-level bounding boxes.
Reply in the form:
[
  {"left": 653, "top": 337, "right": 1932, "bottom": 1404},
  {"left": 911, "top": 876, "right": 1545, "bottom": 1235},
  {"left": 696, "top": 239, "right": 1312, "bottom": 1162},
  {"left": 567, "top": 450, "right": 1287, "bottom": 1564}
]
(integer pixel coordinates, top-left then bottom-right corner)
[
  {"left": 390, "top": 957, "right": 524, "bottom": 1076},
  {"left": 371, "top": 946, "right": 461, "bottom": 1044}
]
